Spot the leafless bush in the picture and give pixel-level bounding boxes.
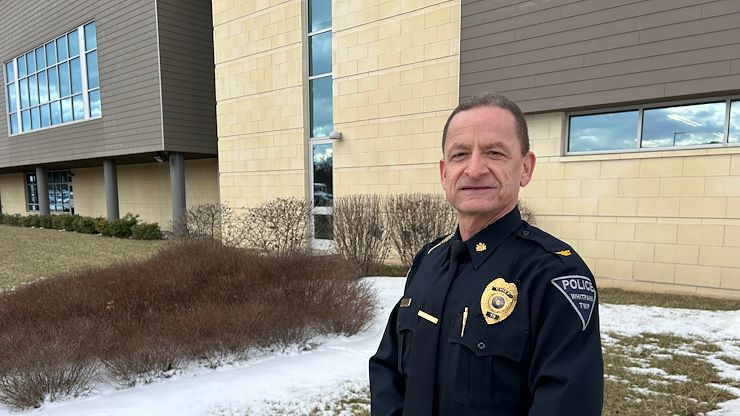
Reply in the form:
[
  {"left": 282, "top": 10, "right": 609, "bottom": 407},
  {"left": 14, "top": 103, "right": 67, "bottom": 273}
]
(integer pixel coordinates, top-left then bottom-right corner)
[
  {"left": 519, "top": 200, "right": 536, "bottom": 225},
  {"left": 172, "top": 203, "right": 250, "bottom": 247},
  {"left": 0, "top": 240, "right": 376, "bottom": 409},
  {"left": 385, "top": 193, "right": 457, "bottom": 268},
  {"left": 245, "top": 197, "right": 311, "bottom": 255},
  {"left": 333, "top": 194, "right": 389, "bottom": 276}
]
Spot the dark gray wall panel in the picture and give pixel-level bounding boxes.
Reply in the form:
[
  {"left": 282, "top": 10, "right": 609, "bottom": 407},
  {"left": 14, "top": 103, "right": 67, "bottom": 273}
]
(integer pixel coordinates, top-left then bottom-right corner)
[
  {"left": 460, "top": 0, "right": 740, "bottom": 113},
  {"left": 156, "top": 0, "right": 217, "bottom": 155},
  {"left": 0, "top": 0, "right": 162, "bottom": 168}
]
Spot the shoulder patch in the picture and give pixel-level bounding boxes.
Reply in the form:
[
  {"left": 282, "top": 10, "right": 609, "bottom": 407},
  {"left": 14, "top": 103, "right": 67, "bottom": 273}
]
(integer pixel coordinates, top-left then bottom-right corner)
[{"left": 550, "top": 275, "right": 596, "bottom": 331}]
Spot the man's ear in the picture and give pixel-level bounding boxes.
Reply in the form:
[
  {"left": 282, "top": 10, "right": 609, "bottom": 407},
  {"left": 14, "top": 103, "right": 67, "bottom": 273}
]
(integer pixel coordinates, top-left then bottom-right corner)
[
  {"left": 519, "top": 151, "right": 536, "bottom": 187},
  {"left": 439, "top": 158, "right": 446, "bottom": 184}
]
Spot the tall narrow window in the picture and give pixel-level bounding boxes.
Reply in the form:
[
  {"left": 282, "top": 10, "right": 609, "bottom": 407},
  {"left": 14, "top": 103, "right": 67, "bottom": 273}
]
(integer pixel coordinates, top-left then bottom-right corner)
[
  {"left": 4, "top": 22, "right": 101, "bottom": 135},
  {"left": 307, "top": 0, "right": 333, "bottom": 242},
  {"left": 24, "top": 170, "right": 73, "bottom": 213}
]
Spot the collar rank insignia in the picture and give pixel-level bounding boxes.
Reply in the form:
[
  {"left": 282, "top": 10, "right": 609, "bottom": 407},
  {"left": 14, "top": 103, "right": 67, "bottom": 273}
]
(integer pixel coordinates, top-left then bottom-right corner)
[
  {"left": 481, "top": 278, "right": 518, "bottom": 325},
  {"left": 556, "top": 249, "right": 572, "bottom": 256},
  {"left": 550, "top": 275, "right": 596, "bottom": 331},
  {"left": 475, "top": 242, "right": 487, "bottom": 252}
]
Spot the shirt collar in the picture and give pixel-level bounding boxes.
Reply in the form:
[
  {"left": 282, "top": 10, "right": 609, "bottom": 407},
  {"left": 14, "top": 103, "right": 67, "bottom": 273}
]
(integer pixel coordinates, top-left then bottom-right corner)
[{"left": 452, "top": 206, "right": 522, "bottom": 270}]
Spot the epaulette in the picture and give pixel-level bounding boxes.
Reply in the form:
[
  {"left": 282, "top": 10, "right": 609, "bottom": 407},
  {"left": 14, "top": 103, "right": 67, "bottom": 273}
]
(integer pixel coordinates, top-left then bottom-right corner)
[
  {"left": 426, "top": 233, "right": 454, "bottom": 254},
  {"left": 517, "top": 224, "right": 575, "bottom": 262}
]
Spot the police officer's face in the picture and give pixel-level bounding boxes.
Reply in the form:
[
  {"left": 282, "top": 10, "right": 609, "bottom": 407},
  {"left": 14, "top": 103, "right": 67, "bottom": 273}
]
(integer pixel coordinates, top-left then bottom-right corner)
[{"left": 440, "top": 106, "right": 535, "bottom": 225}]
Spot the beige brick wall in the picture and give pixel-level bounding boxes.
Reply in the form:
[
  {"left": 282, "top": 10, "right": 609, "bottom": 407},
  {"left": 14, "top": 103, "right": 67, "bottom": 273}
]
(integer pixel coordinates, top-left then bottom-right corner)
[
  {"left": 214, "top": 0, "right": 307, "bottom": 209},
  {"left": 333, "top": 0, "right": 459, "bottom": 196},
  {"left": 0, "top": 173, "right": 27, "bottom": 214},
  {"left": 521, "top": 113, "right": 740, "bottom": 298}
]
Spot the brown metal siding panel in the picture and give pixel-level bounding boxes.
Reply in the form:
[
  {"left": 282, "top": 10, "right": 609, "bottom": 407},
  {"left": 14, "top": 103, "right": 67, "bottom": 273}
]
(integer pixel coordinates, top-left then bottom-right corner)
[
  {"left": 156, "top": 0, "right": 217, "bottom": 155},
  {"left": 0, "top": 0, "right": 162, "bottom": 169},
  {"left": 459, "top": 0, "right": 740, "bottom": 113}
]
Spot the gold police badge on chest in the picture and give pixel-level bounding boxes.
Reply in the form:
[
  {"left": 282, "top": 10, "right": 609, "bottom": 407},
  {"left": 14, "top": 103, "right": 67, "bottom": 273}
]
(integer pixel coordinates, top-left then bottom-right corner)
[{"left": 481, "top": 278, "right": 518, "bottom": 325}]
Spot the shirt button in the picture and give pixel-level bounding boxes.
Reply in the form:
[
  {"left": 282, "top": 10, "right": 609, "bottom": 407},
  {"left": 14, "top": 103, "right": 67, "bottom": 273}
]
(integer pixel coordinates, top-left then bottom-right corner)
[
  {"left": 522, "top": 230, "right": 530, "bottom": 236},
  {"left": 477, "top": 342, "right": 486, "bottom": 350}
]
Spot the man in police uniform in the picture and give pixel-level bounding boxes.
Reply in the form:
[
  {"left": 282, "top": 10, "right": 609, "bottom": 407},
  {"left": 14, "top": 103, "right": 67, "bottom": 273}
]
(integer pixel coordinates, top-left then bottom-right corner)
[{"left": 369, "top": 92, "right": 603, "bottom": 415}]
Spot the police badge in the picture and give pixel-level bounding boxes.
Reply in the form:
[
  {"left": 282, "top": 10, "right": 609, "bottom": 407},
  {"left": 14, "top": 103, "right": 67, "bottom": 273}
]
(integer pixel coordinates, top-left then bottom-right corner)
[{"left": 481, "top": 278, "right": 518, "bottom": 325}]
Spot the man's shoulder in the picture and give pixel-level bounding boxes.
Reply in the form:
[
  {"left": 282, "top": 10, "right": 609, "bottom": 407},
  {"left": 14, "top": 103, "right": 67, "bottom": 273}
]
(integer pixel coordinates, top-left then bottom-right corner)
[{"left": 515, "top": 223, "right": 587, "bottom": 268}]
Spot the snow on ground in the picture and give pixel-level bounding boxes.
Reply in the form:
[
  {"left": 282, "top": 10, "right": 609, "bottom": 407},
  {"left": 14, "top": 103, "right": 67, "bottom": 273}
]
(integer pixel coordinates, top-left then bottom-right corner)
[{"left": 1, "top": 277, "right": 739, "bottom": 416}]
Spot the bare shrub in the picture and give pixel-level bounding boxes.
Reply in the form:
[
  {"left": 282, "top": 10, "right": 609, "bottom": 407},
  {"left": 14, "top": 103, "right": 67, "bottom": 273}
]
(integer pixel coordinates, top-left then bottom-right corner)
[
  {"left": 173, "top": 203, "right": 250, "bottom": 247},
  {"left": 518, "top": 199, "right": 536, "bottom": 225},
  {"left": 245, "top": 197, "right": 311, "bottom": 255},
  {"left": 0, "top": 240, "right": 376, "bottom": 409},
  {"left": 333, "top": 194, "right": 389, "bottom": 276},
  {"left": 385, "top": 193, "right": 457, "bottom": 268}
]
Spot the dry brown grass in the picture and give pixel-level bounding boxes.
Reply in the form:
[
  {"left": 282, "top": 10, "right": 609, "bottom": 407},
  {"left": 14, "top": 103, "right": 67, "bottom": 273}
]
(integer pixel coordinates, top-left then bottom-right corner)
[
  {"left": 0, "top": 224, "right": 164, "bottom": 290},
  {"left": 0, "top": 240, "right": 377, "bottom": 409}
]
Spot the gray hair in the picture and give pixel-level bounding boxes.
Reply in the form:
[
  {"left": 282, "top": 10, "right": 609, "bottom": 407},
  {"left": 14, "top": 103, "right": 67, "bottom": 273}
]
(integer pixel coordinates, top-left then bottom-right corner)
[{"left": 442, "top": 92, "right": 530, "bottom": 155}]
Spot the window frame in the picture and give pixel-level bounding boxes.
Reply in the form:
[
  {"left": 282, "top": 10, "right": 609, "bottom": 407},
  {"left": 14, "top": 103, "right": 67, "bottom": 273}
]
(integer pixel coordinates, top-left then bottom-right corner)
[
  {"left": 564, "top": 96, "right": 740, "bottom": 156},
  {"left": 4, "top": 21, "right": 100, "bottom": 137}
]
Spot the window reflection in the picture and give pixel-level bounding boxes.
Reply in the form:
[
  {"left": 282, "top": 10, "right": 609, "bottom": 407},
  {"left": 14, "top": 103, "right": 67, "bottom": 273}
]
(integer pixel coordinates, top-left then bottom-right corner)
[
  {"left": 730, "top": 101, "right": 740, "bottom": 144},
  {"left": 313, "top": 214, "right": 333, "bottom": 240},
  {"left": 309, "top": 32, "right": 332, "bottom": 76},
  {"left": 310, "top": 77, "right": 333, "bottom": 138},
  {"left": 642, "top": 102, "right": 725, "bottom": 148},
  {"left": 309, "top": 0, "right": 331, "bottom": 32},
  {"left": 569, "top": 111, "right": 638, "bottom": 152},
  {"left": 312, "top": 143, "right": 333, "bottom": 207}
]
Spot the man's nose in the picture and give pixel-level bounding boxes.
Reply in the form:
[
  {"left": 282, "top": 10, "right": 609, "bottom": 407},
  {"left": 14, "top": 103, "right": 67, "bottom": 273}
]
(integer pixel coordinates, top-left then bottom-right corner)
[{"left": 464, "top": 151, "right": 487, "bottom": 178}]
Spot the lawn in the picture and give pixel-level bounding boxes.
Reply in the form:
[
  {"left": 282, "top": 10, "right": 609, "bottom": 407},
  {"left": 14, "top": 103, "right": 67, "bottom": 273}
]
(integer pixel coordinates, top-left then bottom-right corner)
[{"left": 0, "top": 224, "right": 165, "bottom": 289}]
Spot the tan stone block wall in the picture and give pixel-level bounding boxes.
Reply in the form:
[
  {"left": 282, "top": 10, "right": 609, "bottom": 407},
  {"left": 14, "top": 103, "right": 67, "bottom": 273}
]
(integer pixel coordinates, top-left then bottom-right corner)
[
  {"left": 522, "top": 114, "right": 740, "bottom": 298},
  {"left": 0, "top": 173, "right": 26, "bottom": 214},
  {"left": 74, "top": 159, "right": 218, "bottom": 227},
  {"left": 332, "top": 0, "right": 459, "bottom": 197},
  {"left": 214, "top": 0, "right": 306, "bottom": 209}
]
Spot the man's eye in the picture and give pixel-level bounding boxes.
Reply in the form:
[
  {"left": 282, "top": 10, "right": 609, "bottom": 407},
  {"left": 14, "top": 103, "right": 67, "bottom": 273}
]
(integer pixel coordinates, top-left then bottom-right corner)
[{"left": 450, "top": 152, "right": 466, "bottom": 160}]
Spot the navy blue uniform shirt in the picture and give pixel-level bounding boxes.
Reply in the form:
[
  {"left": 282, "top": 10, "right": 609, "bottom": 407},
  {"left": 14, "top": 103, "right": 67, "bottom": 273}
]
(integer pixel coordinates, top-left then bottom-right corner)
[{"left": 369, "top": 207, "right": 604, "bottom": 415}]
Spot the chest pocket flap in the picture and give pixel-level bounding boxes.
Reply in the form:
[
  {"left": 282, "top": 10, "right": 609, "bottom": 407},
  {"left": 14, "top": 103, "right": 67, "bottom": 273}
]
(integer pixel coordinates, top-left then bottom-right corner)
[{"left": 449, "top": 312, "right": 528, "bottom": 362}]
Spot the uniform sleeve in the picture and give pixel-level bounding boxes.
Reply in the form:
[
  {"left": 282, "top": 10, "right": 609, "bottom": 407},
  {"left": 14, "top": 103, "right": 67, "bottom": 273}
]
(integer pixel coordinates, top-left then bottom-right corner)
[
  {"left": 527, "top": 263, "right": 604, "bottom": 415},
  {"left": 369, "top": 301, "right": 404, "bottom": 416}
]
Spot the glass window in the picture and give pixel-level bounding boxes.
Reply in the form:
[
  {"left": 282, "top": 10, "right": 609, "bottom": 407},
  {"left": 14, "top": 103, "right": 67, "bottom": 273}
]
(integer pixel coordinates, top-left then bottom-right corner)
[
  {"left": 68, "top": 30, "right": 80, "bottom": 57},
  {"left": 17, "top": 55, "right": 26, "bottom": 77},
  {"left": 312, "top": 143, "right": 333, "bottom": 207},
  {"left": 72, "top": 94, "right": 84, "bottom": 120},
  {"left": 642, "top": 102, "right": 725, "bottom": 148},
  {"left": 5, "top": 61, "right": 14, "bottom": 83},
  {"left": 40, "top": 104, "right": 50, "bottom": 127},
  {"left": 30, "top": 107, "right": 40, "bottom": 129},
  {"left": 36, "top": 47, "right": 46, "bottom": 70},
  {"left": 46, "top": 42, "right": 56, "bottom": 66},
  {"left": 7, "top": 84, "right": 17, "bottom": 111},
  {"left": 5, "top": 23, "right": 102, "bottom": 132},
  {"left": 61, "top": 97, "right": 72, "bottom": 122},
  {"left": 21, "top": 110, "right": 30, "bottom": 132},
  {"left": 70, "top": 58, "right": 82, "bottom": 94},
  {"left": 309, "top": 0, "right": 331, "bottom": 32},
  {"left": 9, "top": 113, "right": 18, "bottom": 134},
  {"left": 26, "top": 52, "right": 36, "bottom": 74},
  {"left": 89, "top": 90, "right": 101, "bottom": 117},
  {"left": 56, "top": 35, "right": 68, "bottom": 61},
  {"left": 569, "top": 111, "right": 639, "bottom": 152},
  {"left": 309, "top": 32, "right": 332, "bottom": 76},
  {"left": 38, "top": 70, "right": 48, "bottom": 103},
  {"left": 29, "top": 74, "right": 38, "bottom": 107},
  {"left": 86, "top": 51, "right": 99, "bottom": 89},
  {"left": 59, "top": 62, "right": 70, "bottom": 97},
  {"left": 730, "top": 101, "right": 740, "bottom": 144},
  {"left": 19, "top": 78, "right": 29, "bottom": 108},
  {"left": 50, "top": 100, "right": 61, "bottom": 125},
  {"left": 84, "top": 22, "right": 96, "bottom": 51},
  {"left": 25, "top": 173, "right": 39, "bottom": 212},
  {"left": 310, "top": 76, "right": 333, "bottom": 138},
  {"left": 48, "top": 68, "right": 59, "bottom": 101}
]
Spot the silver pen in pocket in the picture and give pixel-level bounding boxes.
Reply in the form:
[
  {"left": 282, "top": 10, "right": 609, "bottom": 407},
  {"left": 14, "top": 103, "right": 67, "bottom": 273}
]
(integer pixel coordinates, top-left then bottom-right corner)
[{"left": 461, "top": 306, "right": 469, "bottom": 337}]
